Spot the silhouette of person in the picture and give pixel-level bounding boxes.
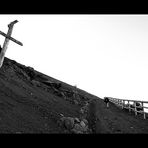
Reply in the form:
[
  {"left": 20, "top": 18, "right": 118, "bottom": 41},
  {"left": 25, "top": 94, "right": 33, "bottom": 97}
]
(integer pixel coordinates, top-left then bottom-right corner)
[
  {"left": 0, "top": 45, "right": 2, "bottom": 53},
  {"left": 104, "top": 97, "right": 109, "bottom": 108}
]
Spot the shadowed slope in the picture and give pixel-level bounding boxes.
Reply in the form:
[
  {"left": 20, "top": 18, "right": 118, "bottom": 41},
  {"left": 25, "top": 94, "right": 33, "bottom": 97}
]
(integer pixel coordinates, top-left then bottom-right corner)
[
  {"left": 1, "top": 57, "right": 148, "bottom": 134},
  {"left": 0, "top": 57, "right": 94, "bottom": 133}
]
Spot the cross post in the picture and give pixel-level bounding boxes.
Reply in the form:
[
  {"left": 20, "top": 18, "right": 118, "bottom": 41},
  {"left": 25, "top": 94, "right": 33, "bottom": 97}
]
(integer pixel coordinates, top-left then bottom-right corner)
[{"left": 0, "top": 20, "right": 23, "bottom": 68}]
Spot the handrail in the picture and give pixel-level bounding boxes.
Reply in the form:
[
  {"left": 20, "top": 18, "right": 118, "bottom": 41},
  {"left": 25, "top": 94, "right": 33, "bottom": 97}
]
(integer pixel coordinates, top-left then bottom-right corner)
[{"left": 105, "top": 97, "right": 148, "bottom": 119}]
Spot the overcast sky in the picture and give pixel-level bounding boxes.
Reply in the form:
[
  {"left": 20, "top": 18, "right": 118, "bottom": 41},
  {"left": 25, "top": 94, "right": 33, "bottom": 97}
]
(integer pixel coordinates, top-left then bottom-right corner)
[{"left": 0, "top": 15, "right": 148, "bottom": 101}]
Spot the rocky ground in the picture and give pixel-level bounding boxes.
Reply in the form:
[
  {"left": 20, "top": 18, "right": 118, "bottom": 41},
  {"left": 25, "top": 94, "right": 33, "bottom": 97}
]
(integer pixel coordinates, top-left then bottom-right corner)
[
  {"left": 0, "top": 57, "right": 96, "bottom": 133},
  {"left": 0, "top": 57, "right": 148, "bottom": 134}
]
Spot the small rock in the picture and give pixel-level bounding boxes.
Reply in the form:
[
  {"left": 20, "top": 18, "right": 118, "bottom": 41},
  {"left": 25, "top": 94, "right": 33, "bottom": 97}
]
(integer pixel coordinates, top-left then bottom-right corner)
[
  {"left": 85, "top": 102, "right": 89, "bottom": 106},
  {"left": 73, "top": 100, "right": 79, "bottom": 105},
  {"left": 57, "top": 119, "right": 64, "bottom": 127},
  {"left": 71, "top": 128, "right": 83, "bottom": 134},
  {"left": 60, "top": 113, "right": 64, "bottom": 117},
  {"left": 80, "top": 121, "right": 86, "bottom": 128},
  {"left": 53, "top": 98, "right": 57, "bottom": 102},
  {"left": 74, "top": 117, "right": 80, "bottom": 123},
  {"left": 60, "top": 117, "right": 66, "bottom": 127},
  {"left": 61, "top": 92, "right": 66, "bottom": 98},
  {"left": 82, "top": 126, "right": 89, "bottom": 133},
  {"left": 80, "top": 108, "right": 84, "bottom": 114},
  {"left": 60, "top": 117, "right": 66, "bottom": 122},
  {"left": 82, "top": 119, "right": 88, "bottom": 125},
  {"left": 72, "top": 123, "right": 84, "bottom": 133},
  {"left": 88, "top": 128, "right": 92, "bottom": 133},
  {"left": 32, "top": 80, "right": 41, "bottom": 87}
]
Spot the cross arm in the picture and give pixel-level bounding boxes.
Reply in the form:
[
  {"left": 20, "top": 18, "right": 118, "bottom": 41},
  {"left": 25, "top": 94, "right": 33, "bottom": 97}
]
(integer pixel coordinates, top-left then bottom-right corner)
[{"left": 0, "top": 30, "right": 23, "bottom": 46}]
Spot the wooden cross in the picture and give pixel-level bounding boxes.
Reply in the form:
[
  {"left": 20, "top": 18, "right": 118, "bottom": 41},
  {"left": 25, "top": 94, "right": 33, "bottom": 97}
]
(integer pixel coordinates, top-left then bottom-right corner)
[{"left": 0, "top": 20, "right": 23, "bottom": 68}]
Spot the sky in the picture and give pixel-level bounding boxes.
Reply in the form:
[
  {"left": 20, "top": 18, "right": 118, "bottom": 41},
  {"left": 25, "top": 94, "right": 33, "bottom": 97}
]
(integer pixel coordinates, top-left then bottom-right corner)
[{"left": 0, "top": 14, "right": 148, "bottom": 101}]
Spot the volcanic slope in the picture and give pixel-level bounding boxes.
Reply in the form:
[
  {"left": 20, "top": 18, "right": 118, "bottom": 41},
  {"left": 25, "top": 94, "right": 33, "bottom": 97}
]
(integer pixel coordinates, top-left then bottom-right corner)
[
  {"left": 1, "top": 57, "right": 148, "bottom": 134},
  {"left": 0, "top": 57, "right": 99, "bottom": 133}
]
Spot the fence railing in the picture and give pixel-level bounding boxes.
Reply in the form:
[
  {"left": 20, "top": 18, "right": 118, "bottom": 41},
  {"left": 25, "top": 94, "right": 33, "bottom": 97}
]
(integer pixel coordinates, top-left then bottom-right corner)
[{"left": 106, "top": 97, "right": 148, "bottom": 119}]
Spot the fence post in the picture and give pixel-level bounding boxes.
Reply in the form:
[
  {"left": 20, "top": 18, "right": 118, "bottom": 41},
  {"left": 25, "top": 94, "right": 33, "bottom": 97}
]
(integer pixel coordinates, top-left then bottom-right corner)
[
  {"left": 144, "top": 112, "right": 146, "bottom": 119},
  {"left": 122, "top": 100, "right": 124, "bottom": 109},
  {"left": 134, "top": 101, "right": 137, "bottom": 116},
  {"left": 128, "top": 101, "right": 131, "bottom": 112},
  {"left": 108, "top": 98, "right": 147, "bottom": 120},
  {"left": 142, "top": 102, "right": 146, "bottom": 119}
]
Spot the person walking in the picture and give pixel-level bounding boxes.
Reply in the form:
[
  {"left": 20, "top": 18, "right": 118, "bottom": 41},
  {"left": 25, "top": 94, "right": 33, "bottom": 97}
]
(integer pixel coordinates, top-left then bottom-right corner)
[
  {"left": 0, "top": 45, "right": 2, "bottom": 53},
  {"left": 104, "top": 97, "right": 109, "bottom": 108}
]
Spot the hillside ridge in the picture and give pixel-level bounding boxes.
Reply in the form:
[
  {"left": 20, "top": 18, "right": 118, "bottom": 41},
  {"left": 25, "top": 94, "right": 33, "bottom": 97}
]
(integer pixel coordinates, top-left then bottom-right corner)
[
  {"left": 1, "top": 57, "right": 147, "bottom": 134},
  {"left": 0, "top": 57, "right": 101, "bottom": 133}
]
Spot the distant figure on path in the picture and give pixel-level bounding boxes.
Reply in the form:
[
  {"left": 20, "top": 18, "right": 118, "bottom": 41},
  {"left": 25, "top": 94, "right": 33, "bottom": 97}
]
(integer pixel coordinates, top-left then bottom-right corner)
[
  {"left": 0, "top": 45, "right": 2, "bottom": 53},
  {"left": 104, "top": 97, "right": 109, "bottom": 108}
]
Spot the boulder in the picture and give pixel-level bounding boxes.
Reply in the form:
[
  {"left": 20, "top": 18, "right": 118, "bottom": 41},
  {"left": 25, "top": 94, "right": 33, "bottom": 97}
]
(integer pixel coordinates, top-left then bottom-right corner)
[
  {"left": 80, "top": 121, "right": 86, "bottom": 128},
  {"left": 83, "top": 125, "right": 89, "bottom": 132},
  {"left": 25, "top": 67, "right": 36, "bottom": 80},
  {"left": 82, "top": 119, "right": 88, "bottom": 125},
  {"left": 59, "top": 117, "right": 66, "bottom": 127},
  {"left": 72, "top": 123, "right": 84, "bottom": 133},
  {"left": 64, "top": 117, "right": 75, "bottom": 130},
  {"left": 72, "top": 121, "right": 89, "bottom": 133}
]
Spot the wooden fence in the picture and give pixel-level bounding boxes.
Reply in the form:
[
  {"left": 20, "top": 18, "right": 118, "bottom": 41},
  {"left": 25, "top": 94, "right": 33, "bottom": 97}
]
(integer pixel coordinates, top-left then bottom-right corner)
[{"left": 106, "top": 97, "right": 148, "bottom": 119}]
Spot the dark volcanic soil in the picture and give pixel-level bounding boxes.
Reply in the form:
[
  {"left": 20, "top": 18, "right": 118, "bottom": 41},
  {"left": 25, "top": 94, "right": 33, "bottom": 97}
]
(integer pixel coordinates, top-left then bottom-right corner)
[
  {"left": 0, "top": 57, "right": 148, "bottom": 134},
  {"left": 0, "top": 57, "right": 91, "bottom": 133},
  {"left": 89, "top": 99, "right": 148, "bottom": 133}
]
